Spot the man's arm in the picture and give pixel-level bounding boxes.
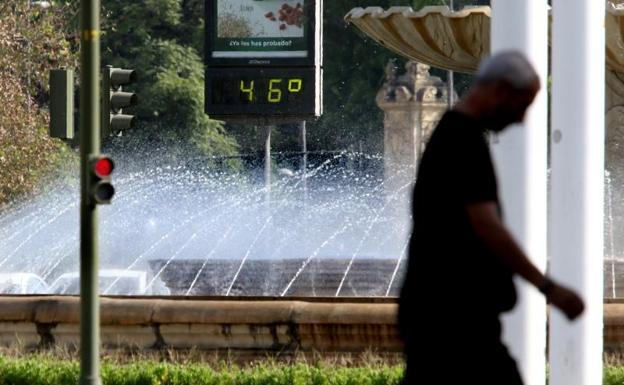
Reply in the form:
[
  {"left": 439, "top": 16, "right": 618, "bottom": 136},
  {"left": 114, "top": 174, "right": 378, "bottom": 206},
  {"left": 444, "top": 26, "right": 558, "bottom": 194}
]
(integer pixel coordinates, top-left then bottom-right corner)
[{"left": 465, "top": 201, "right": 584, "bottom": 320}]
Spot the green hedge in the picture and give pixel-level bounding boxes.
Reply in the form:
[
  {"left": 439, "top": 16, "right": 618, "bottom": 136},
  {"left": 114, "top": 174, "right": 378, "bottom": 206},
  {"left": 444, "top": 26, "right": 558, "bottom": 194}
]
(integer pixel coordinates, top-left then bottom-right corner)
[
  {"left": 605, "top": 367, "right": 624, "bottom": 385},
  {"left": 3, "top": 358, "right": 624, "bottom": 385},
  {"left": 0, "top": 358, "right": 403, "bottom": 385}
]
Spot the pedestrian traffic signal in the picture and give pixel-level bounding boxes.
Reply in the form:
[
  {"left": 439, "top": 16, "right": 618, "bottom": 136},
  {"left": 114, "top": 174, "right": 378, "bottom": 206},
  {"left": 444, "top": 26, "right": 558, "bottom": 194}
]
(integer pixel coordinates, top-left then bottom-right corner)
[
  {"left": 89, "top": 155, "right": 115, "bottom": 205},
  {"left": 102, "top": 65, "right": 137, "bottom": 137}
]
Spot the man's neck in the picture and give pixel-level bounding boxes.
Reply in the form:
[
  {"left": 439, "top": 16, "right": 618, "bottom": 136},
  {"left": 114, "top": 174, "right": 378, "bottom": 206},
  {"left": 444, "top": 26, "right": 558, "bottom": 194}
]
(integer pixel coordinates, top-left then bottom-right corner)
[{"left": 453, "top": 88, "right": 491, "bottom": 123}]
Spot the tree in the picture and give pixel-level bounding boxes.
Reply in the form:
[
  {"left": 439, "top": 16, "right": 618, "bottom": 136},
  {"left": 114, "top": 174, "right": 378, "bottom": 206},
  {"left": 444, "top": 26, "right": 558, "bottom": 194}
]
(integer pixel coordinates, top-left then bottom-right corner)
[
  {"left": 303, "top": 0, "right": 437, "bottom": 154},
  {"left": 99, "top": 0, "right": 238, "bottom": 160},
  {"left": 0, "top": 0, "right": 78, "bottom": 205}
]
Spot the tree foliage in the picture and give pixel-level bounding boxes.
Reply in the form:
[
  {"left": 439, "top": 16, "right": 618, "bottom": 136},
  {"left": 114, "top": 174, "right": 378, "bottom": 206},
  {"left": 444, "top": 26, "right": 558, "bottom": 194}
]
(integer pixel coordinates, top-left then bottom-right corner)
[
  {"left": 89, "top": 0, "right": 490, "bottom": 157},
  {"left": 0, "top": 0, "right": 493, "bottom": 205},
  {"left": 97, "top": 0, "right": 489, "bottom": 158},
  {"left": 303, "top": 0, "right": 489, "bottom": 154},
  {"left": 303, "top": 0, "right": 413, "bottom": 154},
  {"left": 0, "top": 0, "right": 78, "bottom": 205},
  {"left": 100, "top": 0, "right": 238, "bottom": 158}
]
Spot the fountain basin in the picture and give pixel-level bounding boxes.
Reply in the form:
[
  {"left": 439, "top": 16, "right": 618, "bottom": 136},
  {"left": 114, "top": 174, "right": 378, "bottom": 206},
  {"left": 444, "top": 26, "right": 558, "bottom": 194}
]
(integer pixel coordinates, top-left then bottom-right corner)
[
  {"left": 2, "top": 296, "right": 624, "bottom": 355},
  {"left": 148, "top": 258, "right": 624, "bottom": 298},
  {"left": 148, "top": 258, "right": 406, "bottom": 297},
  {"left": 0, "top": 296, "right": 400, "bottom": 355}
]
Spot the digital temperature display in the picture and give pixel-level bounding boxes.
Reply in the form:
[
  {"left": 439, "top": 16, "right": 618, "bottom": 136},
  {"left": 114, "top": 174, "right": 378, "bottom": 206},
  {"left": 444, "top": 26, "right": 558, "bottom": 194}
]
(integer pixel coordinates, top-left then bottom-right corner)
[
  {"left": 214, "top": 78, "right": 305, "bottom": 105},
  {"left": 205, "top": 67, "right": 319, "bottom": 118}
]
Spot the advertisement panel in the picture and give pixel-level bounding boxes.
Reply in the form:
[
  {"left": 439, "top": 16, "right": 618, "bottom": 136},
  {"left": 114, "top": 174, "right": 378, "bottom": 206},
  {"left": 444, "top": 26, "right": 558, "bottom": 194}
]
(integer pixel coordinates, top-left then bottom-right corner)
[
  {"left": 205, "top": 0, "right": 322, "bottom": 119},
  {"left": 208, "top": 0, "right": 318, "bottom": 64}
]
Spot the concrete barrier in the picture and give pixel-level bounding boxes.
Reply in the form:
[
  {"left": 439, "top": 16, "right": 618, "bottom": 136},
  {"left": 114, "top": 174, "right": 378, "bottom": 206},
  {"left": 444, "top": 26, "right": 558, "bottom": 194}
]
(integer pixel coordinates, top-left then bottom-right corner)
[
  {"left": 2, "top": 296, "right": 623, "bottom": 354},
  {"left": 0, "top": 296, "right": 401, "bottom": 353}
]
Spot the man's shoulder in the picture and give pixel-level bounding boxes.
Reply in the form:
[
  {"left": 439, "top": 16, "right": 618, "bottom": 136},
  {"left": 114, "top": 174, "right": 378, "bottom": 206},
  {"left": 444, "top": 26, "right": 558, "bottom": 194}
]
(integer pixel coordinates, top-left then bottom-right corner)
[
  {"left": 431, "top": 112, "right": 486, "bottom": 146},
  {"left": 438, "top": 109, "right": 481, "bottom": 128}
]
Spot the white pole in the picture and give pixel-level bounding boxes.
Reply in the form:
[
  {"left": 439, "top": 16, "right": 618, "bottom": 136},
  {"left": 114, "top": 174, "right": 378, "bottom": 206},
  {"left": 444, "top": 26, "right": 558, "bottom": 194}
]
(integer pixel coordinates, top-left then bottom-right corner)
[
  {"left": 550, "top": 1, "right": 604, "bottom": 384},
  {"left": 447, "top": 0, "right": 454, "bottom": 108},
  {"left": 490, "top": 1, "right": 548, "bottom": 385}
]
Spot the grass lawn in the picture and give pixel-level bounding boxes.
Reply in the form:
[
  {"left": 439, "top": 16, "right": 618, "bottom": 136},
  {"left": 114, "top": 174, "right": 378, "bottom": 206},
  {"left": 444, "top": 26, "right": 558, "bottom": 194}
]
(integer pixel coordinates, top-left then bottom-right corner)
[{"left": 2, "top": 350, "right": 624, "bottom": 385}]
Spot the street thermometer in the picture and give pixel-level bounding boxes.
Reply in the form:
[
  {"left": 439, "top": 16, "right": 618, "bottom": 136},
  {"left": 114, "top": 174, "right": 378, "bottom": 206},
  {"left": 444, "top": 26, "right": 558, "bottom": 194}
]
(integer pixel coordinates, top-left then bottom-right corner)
[{"left": 205, "top": 0, "right": 322, "bottom": 121}]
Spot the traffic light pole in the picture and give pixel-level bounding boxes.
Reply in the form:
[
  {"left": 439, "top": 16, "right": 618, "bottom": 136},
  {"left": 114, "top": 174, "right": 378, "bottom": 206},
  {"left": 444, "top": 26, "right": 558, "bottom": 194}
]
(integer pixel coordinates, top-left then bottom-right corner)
[{"left": 79, "top": 0, "right": 101, "bottom": 384}]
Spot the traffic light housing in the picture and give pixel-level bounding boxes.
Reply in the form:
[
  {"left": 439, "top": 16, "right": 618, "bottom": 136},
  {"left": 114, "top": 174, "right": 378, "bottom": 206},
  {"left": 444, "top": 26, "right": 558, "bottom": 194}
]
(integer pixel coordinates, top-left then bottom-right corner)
[
  {"left": 88, "top": 155, "right": 115, "bottom": 205},
  {"left": 49, "top": 68, "right": 75, "bottom": 140},
  {"left": 102, "top": 66, "right": 137, "bottom": 137}
]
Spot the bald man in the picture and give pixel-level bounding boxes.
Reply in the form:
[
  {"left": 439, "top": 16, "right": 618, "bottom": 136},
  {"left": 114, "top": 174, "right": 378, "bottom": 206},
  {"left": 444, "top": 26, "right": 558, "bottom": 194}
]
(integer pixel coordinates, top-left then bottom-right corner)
[{"left": 398, "top": 51, "right": 584, "bottom": 385}]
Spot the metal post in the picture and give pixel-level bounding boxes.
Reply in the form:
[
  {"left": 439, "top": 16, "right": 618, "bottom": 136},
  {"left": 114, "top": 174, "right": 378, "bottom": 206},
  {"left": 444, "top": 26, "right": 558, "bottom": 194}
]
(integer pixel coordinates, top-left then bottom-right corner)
[
  {"left": 447, "top": 71, "right": 454, "bottom": 108},
  {"left": 447, "top": 0, "right": 454, "bottom": 109},
  {"left": 550, "top": 1, "right": 604, "bottom": 384},
  {"left": 79, "top": 0, "right": 101, "bottom": 384},
  {"left": 264, "top": 125, "right": 272, "bottom": 204},
  {"left": 301, "top": 121, "right": 308, "bottom": 201},
  {"left": 490, "top": 1, "right": 549, "bottom": 384}
]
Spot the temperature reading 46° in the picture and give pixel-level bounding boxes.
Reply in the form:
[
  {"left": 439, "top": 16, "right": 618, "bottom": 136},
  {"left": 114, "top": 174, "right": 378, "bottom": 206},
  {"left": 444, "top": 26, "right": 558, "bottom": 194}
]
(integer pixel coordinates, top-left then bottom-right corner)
[
  {"left": 208, "top": 67, "right": 318, "bottom": 115},
  {"left": 237, "top": 78, "right": 304, "bottom": 104}
]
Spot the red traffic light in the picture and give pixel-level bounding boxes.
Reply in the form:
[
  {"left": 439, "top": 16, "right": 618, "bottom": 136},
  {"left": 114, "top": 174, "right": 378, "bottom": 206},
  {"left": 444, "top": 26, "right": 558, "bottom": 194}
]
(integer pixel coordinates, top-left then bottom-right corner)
[
  {"left": 93, "top": 157, "right": 114, "bottom": 177},
  {"left": 89, "top": 155, "right": 115, "bottom": 204}
]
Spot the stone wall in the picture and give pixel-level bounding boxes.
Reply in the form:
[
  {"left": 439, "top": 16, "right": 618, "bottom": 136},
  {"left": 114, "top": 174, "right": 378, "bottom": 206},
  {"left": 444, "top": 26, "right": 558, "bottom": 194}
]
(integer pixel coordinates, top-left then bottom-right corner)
[
  {"left": 2, "top": 297, "right": 624, "bottom": 354},
  {"left": 0, "top": 297, "right": 624, "bottom": 357},
  {"left": 0, "top": 297, "right": 400, "bottom": 354}
]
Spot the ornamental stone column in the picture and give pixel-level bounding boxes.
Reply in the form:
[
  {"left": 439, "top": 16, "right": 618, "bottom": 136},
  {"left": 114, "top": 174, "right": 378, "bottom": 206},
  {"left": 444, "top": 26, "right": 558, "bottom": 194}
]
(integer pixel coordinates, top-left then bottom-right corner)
[{"left": 376, "top": 60, "right": 451, "bottom": 211}]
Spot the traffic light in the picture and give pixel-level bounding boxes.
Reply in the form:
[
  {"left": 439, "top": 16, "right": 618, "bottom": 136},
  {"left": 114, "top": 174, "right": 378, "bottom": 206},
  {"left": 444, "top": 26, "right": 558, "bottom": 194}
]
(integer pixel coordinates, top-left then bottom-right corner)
[
  {"left": 88, "top": 155, "right": 115, "bottom": 205},
  {"left": 49, "top": 68, "right": 74, "bottom": 140},
  {"left": 102, "top": 65, "right": 137, "bottom": 137}
]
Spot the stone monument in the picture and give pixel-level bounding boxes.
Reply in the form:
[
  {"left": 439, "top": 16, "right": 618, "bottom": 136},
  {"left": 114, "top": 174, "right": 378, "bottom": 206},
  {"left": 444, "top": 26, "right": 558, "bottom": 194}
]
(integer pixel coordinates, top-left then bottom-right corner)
[{"left": 376, "top": 60, "right": 451, "bottom": 212}]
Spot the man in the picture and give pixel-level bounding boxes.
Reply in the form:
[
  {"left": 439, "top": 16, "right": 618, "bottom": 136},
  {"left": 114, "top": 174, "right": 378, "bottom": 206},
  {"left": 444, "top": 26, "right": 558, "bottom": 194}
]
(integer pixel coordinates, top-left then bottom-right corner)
[{"left": 398, "top": 51, "right": 585, "bottom": 385}]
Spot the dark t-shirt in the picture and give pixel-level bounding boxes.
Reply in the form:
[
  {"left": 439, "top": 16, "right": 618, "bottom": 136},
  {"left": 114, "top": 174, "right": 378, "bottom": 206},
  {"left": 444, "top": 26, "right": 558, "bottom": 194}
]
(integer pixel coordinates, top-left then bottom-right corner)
[{"left": 398, "top": 110, "right": 517, "bottom": 352}]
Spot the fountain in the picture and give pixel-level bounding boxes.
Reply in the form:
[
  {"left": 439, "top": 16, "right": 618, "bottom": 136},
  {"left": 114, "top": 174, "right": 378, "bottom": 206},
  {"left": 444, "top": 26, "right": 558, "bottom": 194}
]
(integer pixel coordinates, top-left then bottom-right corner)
[
  {"left": 0, "top": 150, "right": 412, "bottom": 297},
  {"left": 0, "top": 57, "right": 457, "bottom": 299}
]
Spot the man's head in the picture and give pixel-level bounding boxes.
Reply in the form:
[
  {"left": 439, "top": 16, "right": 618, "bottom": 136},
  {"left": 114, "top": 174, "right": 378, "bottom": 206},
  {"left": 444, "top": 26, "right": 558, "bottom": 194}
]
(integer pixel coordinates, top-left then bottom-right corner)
[{"left": 467, "top": 51, "right": 540, "bottom": 132}]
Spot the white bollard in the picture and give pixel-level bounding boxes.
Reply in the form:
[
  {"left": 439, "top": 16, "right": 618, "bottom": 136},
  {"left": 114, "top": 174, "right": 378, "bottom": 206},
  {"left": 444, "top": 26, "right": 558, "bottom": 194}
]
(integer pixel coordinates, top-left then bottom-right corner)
[
  {"left": 490, "top": 1, "right": 549, "bottom": 384},
  {"left": 550, "top": 1, "right": 605, "bottom": 385}
]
